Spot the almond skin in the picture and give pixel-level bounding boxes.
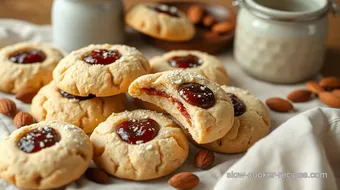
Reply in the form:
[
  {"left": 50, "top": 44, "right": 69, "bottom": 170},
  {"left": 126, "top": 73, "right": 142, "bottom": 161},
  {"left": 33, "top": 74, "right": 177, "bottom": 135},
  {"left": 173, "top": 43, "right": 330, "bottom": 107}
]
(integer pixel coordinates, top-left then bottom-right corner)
[
  {"left": 187, "top": 5, "right": 204, "bottom": 24},
  {"left": 202, "top": 15, "right": 216, "bottom": 27},
  {"left": 319, "top": 92, "right": 340, "bottom": 108},
  {"left": 13, "top": 112, "right": 34, "bottom": 129},
  {"left": 266, "top": 97, "right": 294, "bottom": 112},
  {"left": 212, "top": 22, "right": 234, "bottom": 34},
  {"left": 85, "top": 168, "right": 111, "bottom": 184},
  {"left": 168, "top": 172, "right": 199, "bottom": 190},
  {"left": 195, "top": 149, "right": 215, "bottom": 169},
  {"left": 332, "top": 89, "right": 340, "bottom": 97},
  {"left": 319, "top": 77, "right": 340, "bottom": 89},
  {"left": 0, "top": 98, "right": 17, "bottom": 116},
  {"left": 15, "top": 88, "right": 39, "bottom": 104},
  {"left": 306, "top": 81, "right": 324, "bottom": 94},
  {"left": 287, "top": 89, "right": 313, "bottom": 102}
]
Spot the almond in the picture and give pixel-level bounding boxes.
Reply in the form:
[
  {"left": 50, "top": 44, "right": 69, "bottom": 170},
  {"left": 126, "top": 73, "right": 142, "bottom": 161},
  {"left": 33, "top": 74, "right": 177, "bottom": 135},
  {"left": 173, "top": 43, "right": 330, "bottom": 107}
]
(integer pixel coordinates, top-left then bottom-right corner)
[
  {"left": 168, "top": 172, "right": 199, "bottom": 190},
  {"left": 187, "top": 5, "right": 204, "bottom": 24},
  {"left": 85, "top": 168, "right": 111, "bottom": 184},
  {"left": 319, "top": 77, "right": 340, "bottom": 89},
  {"left": 15, "top": 88, "right": 39, "bottom": 104},
  {"left": 319, "top": 92, "right": 340, "bottom": 108},
  {"left": 13, "top": 112, "right": 34, "bottom": 128},
  {"left": 332, "top": 89, "right": 340, "bottom": 97},
  {"left": 266, "top": 97, "right": 294, "bottom": 112},
  {"left": 212, "top": 21, "right": 234, "bottom": 34},
  {"left": 306, "top": 81, "right": 324, "bottom": 94},
  {"left": 195, "top": 149, "right": 215, "bottom": 169},
  {"left": 202, "top": 15, "right": 216, "bottom": 27},
  {"left": 287, "top": 89, "right": 313, "bottom": 102},
  {"left": 0, "top": 98, "right": 17, "bottom": 116}
]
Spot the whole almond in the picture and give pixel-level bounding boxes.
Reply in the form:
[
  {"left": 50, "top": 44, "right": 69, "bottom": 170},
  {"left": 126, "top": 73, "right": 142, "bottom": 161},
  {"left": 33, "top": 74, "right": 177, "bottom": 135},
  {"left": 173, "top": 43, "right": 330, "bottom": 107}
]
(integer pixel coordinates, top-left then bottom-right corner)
[
  {"left": 202, "top": 15, "right": 216, "bottom": 27},
  {"left": 212, "top": 22, "right": 234, "bottom": 34},
  {"left": 15, "top": 88, "right": 39, "bottom": 104},
  {"left": 319, "top": 92, "right": 340, "bottom": 108},
  {"left": 195, "top": 149, "right": 215, "bottom": 169},
  {"left": 266, "top": 97, "right": 294, "bottom": 112},
  {"left": 85, "top": 168, "right": 111, "bottom": 184},
  {"left": 332, "top": 89, "right": 340, "bottom": 97},
  {"left": 287, "top": 89, "right": 313, "bottom": 102},
  {"left": 0, "top": 98, "right": 17, "bottom": 116},
  {"left": 168, "top": 172, "right": 199, "bottom": 190},
  {"left": 13, "top": 112, "right": 34, "bottom": 128},
  {"left": 319, "top": 77, "right": 340, "bottom": 89},
  {"left": 187, "top": 5, "right": 204, "bottom": 24},
  {"left": 306, "top": 81, "right": 324, "bottom": 94}
]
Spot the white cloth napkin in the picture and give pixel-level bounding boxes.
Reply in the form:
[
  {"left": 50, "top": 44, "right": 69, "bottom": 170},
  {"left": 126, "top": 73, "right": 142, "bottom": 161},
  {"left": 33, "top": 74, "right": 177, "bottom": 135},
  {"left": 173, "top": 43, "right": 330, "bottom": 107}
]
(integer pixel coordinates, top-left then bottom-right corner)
[{"left": 0, "top": 19, "right": 339, "bottom": 190}]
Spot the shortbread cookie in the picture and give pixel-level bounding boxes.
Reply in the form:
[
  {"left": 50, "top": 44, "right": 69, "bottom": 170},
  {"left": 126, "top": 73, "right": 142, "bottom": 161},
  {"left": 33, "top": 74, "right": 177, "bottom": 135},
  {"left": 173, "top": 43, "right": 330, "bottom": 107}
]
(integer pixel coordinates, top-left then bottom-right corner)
[
  {"left": 90, "top": 110, "right": 189, "bottom": 180},
  {"left": 0, "top": 121, "right": 93, "bottom": 189},
  {"left": 126, "top": 4, "right": 195, "bottom": 41},
  {"left": 53, "top": 44, "right": 150, "bottom": 97},
  {"left": 150, "top": 50, "right": 230, "bottom": 85},
  {"left": 0, "top": 42, "right": 63, "bottom": 93},
  {"left": 134, "top": 98, "right": 166, "bottom": 113},
  {"left": 31, "top": 82, "right": 127, "bottom": 134},
  {"left": 128, "top": 71, "right": 234, "bottom": 144},
  {"left": 201, "top": 86, "right": 271, "bottom": 153}
]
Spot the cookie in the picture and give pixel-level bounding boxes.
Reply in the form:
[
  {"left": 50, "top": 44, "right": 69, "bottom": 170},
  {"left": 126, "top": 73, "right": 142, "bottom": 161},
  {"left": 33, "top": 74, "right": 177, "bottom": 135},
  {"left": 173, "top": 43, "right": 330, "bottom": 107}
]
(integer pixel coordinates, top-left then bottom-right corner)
[
  {"left": 53, "top": 44, "right": 150, "bottom": 97},
  {"left": 128, "top": 70, "right": 234, "bottom": 144},
  {"left": 0, "top": 42, "right": 63, "bottom": 94},
  {"left": 150, "top": 50, "right": 230, "bottom": 85},
  {"left": 126, "top": 3, "right": 195, "bottom": 41},
  {"left": 90, "top": 110, "right": 189, "bottom": 181},
  {"left": 0, "top": 121, "right": 93, "bottom": 189},
  {"left": 134, "top": 98, "right": 166, "bottom": 113},
  {"left": 201, "top": 86, "right": 271, "bottom": 153},
  {"left": 31, "top": 82, "right": 127, "bottom": 134}
]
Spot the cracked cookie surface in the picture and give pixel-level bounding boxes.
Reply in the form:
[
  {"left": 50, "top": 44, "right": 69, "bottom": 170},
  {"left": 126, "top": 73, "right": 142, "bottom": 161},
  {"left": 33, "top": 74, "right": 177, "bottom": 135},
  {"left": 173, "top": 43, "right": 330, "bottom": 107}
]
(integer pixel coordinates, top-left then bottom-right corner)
[
  {"left": 0, "top": 120, "right": 93, "bottom": 189},
  {"left": 150, "top": 50, "right": 230, "bottom": 85},
  {"left": 0, "top": 42, "right": 63, "bottom": 94},
  {"left": 31, "top": 82, "right": 127, "bottom": 134},
  {"left": 201, "top": 86, "right": 271, "bottom": 153},
  {"left": 126, "top": 3, "right": 195, "bottom": 41},
  {"left": 90, "top": 110, "right": 189, "bottom": 181},
  {"left": 53, "top": 44, "right": 150, "bottom": 97},
  {"left": 128, "top": 70, "right": 234, "bottom": 144}
]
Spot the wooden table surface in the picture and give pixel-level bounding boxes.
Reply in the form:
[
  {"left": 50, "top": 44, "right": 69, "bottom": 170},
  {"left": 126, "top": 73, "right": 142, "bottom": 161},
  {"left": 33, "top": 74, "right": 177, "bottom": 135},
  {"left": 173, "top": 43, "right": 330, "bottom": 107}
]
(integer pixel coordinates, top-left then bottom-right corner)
[{"left": 0, "top": 0, "right": 339, "bottom": 77}]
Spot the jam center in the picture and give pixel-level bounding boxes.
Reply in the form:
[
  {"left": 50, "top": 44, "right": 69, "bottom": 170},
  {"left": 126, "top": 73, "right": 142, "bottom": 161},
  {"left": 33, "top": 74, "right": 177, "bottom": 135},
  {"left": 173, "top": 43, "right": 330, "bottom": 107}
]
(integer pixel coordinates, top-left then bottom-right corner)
[
  {"left": 116, "top": 118, "right": 159, "bottom": 144},
  {"left": 59, "top": 90, "right": 95, "bottom": 101},
  {"left": 18, "top": 127, "right": 60, "bottom": 153},
  {"left": 83, "top": 49, "right": 121, "bottom": 65},
  {"left": 150, "top": 5, "right": 180, "bottom": 18},
  {"left": 178, "top": 83, "right": 215, "bottom": 109},
  {"left": 228, "top": 93, "right": 246, "bottom": 116},
  {"left": 9, "top": 49, "right": 46, "bottom": 64},
  {"left": 168, "top": 55, "right": 203, "bottom": 68}
]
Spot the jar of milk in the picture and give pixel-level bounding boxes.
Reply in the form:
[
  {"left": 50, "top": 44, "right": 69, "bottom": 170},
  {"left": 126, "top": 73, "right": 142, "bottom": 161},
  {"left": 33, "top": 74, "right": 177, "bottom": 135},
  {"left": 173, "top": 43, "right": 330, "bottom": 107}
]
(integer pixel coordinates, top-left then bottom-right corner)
[{"left": 52, "top": 0, "right": 125, "bottom": 53}]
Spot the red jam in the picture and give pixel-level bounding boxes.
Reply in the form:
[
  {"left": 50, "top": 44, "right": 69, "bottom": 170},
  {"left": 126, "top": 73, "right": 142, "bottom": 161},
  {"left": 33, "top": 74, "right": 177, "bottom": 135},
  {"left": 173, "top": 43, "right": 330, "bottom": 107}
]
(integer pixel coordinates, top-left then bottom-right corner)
[
  {"left": 168, "top": 55, "right": 203, "bottom": 68},
  {"left": 59, "top": 90, "right": 95, "bottom": 101},
  {"left": 9, "top": 49, "right": 46, "bottom": 64},
  {"left": 116, "top": 118, "right": 159, "bottom": 144},
  {"left": 83, "top": 49, "right": 121, "bottom": 65},
  {"left": 178, "top": 83, "right": 215, "bottom": 109},
  {"left": 150, "top": 5, "right": 180, "bottom": 18},
  {"left": 227, "top": 93, "right": 246, "bottom": 116},
  {"left": 141, "top": 88, "right": 192, "bottom": 125},
  {"left": 18, "top": 127, "right": 60, "bottom": 153}
]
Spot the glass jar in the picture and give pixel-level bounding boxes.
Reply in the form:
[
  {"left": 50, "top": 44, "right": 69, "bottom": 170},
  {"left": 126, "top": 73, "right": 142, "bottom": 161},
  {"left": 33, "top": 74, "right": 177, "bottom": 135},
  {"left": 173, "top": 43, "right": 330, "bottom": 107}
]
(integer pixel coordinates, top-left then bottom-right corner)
[
  {"left": 52, "top": 0, "right": 125, "bottom": 53},
  {"left": 233, "top": 0, "right": 338, "bottom": 84}
]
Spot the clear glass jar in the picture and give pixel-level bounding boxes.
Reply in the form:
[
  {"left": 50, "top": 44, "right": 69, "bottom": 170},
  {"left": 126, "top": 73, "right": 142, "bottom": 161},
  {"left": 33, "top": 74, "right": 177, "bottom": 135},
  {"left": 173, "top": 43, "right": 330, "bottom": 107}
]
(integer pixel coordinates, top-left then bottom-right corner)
[
  {"left": 52, "top": 0, "right": 125, "bottom": 53},
  {"left": 233, "top": 0, "right": 338, "bottom": 84}
]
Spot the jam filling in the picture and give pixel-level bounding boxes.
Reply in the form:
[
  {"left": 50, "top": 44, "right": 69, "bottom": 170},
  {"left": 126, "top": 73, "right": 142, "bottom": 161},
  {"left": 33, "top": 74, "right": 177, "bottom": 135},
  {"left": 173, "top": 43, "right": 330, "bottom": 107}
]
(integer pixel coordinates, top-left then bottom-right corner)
[
  {"left": 116, "top": 118, "right": 159, "bottom": 144},
  {"left": 59, "top": 90, "right": 95, "bottom": 101},
  {"left": 168, "top": 54, "right": 203, "bottom": 68},
  {"left": 82, "top": 49, "right": 121, "bottom": 65},
  {"left": 178, "top": 83, "right": 215, "bottom": 109},
  {"left": 141, "top": 88, "right": 191, "bottom": 125},
  {"left": 150, "top": 5, "right": 180, "bottom": 18},
  {"left": 18, "top": 127, "right": 60, "bottom": 153},
  {"left": 9, "top": 49, "right": 46, "bottom": 64},
  {"left": 227, "top": 93, "right": 246, "bottom": 116}
]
